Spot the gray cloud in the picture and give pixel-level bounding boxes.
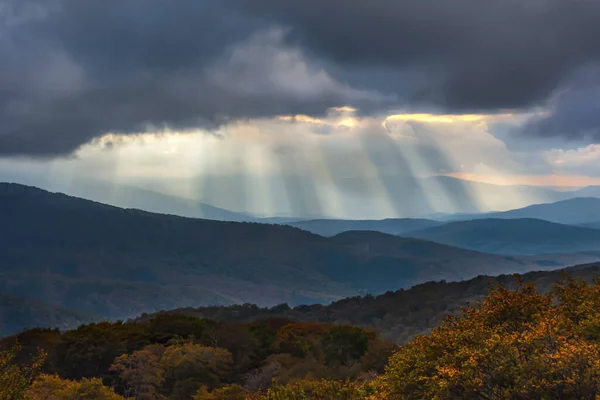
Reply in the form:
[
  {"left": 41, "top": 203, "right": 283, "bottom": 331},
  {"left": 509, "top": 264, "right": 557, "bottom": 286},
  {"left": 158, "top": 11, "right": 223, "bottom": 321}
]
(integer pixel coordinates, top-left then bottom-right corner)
[
  {"left": 242, "top": 0, "right": 600, "bottom": 110},
  {"left": 0, "top": 1, "right": 385, "bottom": 156},
  {"left": 524, "top": 71, "right": 600, "bottom": 142},
  {"left": 1, "top": 0, "right": 599, "bottom": 156}
]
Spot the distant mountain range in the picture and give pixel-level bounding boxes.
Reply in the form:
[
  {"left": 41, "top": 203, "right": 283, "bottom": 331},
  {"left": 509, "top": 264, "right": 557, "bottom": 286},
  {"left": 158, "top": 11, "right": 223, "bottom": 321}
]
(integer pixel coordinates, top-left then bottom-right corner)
[
  {"left": 580, "top": 221, "right": 600, "bottom": 230},
  {"left": 40, "top": 180, "right": 254, "bottom": 222},
  {"left": 2, "top": 182, "right": 598, "bottom": 335},
  {"left": 441, "top": 197, "right": 600, "bottom": 225},
  {"left": 4, "top": 173, "right": 600, "bottom": 220},
  {"left": 413, "top": 176, "right": 600, "bottom": 216},
  {"left": 405, "top": 218, "right": 600, "bottom": 255},
  {"left": 281, "top": 197, "right": 600, "bottom": 255}
]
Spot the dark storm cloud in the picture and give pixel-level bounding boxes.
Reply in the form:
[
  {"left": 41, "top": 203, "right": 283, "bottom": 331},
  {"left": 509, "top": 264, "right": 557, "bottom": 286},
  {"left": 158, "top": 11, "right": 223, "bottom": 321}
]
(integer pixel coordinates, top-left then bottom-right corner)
[
  {"left": 241, "top": 0, "right": 600, "bottom": 111},
  {"left": 524, "top": 71, "right": 600, "bottom": 142},
  {"left": 1, "top": 0, "right": 600, "bottom": 157},
  {"left": 0, "top": 0, "right": 380, "bottom": 156}
]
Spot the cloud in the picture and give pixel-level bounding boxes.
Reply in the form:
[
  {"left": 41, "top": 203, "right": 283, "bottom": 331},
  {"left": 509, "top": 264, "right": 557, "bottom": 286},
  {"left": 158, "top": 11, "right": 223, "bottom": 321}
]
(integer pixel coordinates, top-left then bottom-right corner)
[
  {"left": 240, "top": 0, "right": 600, "bottom": 110},
  {"left": 0, "top": 0, "right": 599, "bottom": 157},
  {"left": 545, "top": 144, "right": 600, "bottom": 176},
  {"left": 523, "top": 70, "right": 600, "bottom": 142},
  {"left": 0, "top": 1, "right": 386, "bottom": 157}
]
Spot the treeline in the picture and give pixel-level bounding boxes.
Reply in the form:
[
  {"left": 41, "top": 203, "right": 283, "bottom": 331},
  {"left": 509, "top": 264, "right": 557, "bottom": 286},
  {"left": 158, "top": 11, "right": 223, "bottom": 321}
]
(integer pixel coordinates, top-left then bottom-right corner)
[
  {"left": 5, "top": 270, "right": 600, "bottom": 398},
  {"left": 1, "top": 315, "right": 395, "bottom": 399},
  {"left": 143, "top": 263, "right": 600, "bottom": 343},
  {"left": 5, "top": 275, "right": 600, "bottom": 398}
]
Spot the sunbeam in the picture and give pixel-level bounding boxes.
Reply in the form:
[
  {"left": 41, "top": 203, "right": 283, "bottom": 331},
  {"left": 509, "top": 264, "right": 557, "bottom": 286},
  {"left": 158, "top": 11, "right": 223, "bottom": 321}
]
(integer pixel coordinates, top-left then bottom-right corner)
[{"left": 2, "top": 107, "right": 597, "bottom": 219}]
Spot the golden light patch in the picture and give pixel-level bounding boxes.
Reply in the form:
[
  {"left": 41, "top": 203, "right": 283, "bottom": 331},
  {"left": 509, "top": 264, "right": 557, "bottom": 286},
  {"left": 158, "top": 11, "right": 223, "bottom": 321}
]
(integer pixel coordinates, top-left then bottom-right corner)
[
  {"left": 278, "top": 115, "right": 326, "bottom": 124},
  {"left": 337, "top": 117, "right": 357, "bottom": 128},
  {"left": 278, "top": 113, "right": 358, "bottom": 129},
  {"left": 330, "top": 106, "right": 357, "bottom": 113},
  {"left": 384, "top": 112, "right": 514, "bottom": 124}
]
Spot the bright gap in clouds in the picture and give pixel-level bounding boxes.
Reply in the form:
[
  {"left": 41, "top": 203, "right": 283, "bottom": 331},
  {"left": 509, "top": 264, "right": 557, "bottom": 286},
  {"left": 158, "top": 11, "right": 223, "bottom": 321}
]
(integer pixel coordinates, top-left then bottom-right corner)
[{"left": 1, "top": 108, "right": 599, "bottom": 219}]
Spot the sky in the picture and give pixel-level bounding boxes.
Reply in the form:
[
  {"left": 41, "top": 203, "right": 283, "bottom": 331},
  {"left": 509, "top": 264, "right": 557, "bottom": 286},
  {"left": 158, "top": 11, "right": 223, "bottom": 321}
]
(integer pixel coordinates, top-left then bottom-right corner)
[{"left": 1, "top": 0, "right": 600, "bottom": 218}]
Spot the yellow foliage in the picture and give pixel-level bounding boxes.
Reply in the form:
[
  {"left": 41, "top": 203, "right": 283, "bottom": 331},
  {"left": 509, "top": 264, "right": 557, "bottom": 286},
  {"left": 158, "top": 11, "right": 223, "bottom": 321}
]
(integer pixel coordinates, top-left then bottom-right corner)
[
  {"left": 0, "top": 344, "right": 45, "bottom": 400},
  {"left": 27, "top": 374, "right": 125, "bottom": 400},
  {"left": 249, "top": 277, "right": 600, "bottom": 399},
  {"left": 252, "top": 378, "right": 381, "bottom": 400},
  {"left": 381, "top": 278, "right": 600, "bottom": 399},
  {"left": 194, "top": 384, "right": 249, "bottom": 400},
  {"left": 8, "top": 276, "right": 600, "bottom": 400},
  {"left": 110, "top": 341, "right": 233, "bottom": 399}
]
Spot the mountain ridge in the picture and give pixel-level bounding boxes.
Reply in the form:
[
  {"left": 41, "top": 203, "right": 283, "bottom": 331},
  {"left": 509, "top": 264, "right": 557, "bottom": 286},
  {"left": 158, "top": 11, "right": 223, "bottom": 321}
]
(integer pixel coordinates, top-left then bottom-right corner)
[
  {"left": 286, "top": 218, "right": 443, "bottom": 237},
  {"left": 443, "top": 197, "right": 600, "bottom": 224},
  {"left": 405, "top": 217, "right": 600, "bottom": 255},
  {"left": 139, "top": 262, "right": 600, "bottom": 343},
  {"left": 2, "top": 182, "right": 598, "bottom": 334}
]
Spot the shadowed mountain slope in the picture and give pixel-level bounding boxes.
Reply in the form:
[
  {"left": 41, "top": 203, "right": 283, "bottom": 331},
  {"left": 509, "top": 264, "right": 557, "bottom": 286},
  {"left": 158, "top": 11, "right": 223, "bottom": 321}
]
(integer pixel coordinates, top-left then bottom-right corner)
[
  {"left": 405, "top": 218, "right": 600, "bottom": 255},
  {"left": 1, "top": 182, "right": 598, "bottom": 332},
  {"left": 0, "top": 292, "right": 96, "bottom": 336},
  {"left": 287, "top": 218, "right": 442, "bottom": 237},
  {"left": 155, "top": 263, "right": 600, "bottom": 343}
]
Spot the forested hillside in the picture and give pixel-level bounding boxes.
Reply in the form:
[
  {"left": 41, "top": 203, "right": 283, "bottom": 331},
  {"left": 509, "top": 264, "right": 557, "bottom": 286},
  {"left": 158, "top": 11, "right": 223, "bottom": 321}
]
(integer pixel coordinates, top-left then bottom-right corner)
[
  {"left": 5, "top": 266, "right": 600, "bottom": 399},
  {"left": 0, "top": 293, "right": 96, "bottom": 336},
  {"left": 153, "top": 263, "right": 600, "bottom": 343},
  {"left": 2, "top": 314, "right": 396, "bottom": 399},
  {"left": 3, "top": 182, "right": 593, "bottom": 332}
]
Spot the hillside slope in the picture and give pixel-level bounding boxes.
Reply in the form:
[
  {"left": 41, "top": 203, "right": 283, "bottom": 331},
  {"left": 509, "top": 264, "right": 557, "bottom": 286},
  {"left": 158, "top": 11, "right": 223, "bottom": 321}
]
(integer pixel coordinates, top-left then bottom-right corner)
[
  {"left": 19, "top": 179, "right": 253, "bottom": 222},
  {"left": 0, "top": 183, "right": 350, "bottom": 311},
  {"left": 443, "top": 197, "right": 600, "bottom": 224},
  {"left": 0, "top": 292, "right": 96, "bottom": 336},
  {"left": 159, "top": 263, "right": 600, "bottom": 343},
  {"left": 484, "top": 197, "right": 600, "bottom": 225},
  {"left": 580, "top": 221, "right": 600, "bottom": 230},
  {"left": 2, "top": 182, "right": 595, "bottom": 327},
  {"left": 405, "top": 218, "right": 600, "bottom": 255},
  {"left": 287, "top": 218, "right": 442, "bottom": 237}
]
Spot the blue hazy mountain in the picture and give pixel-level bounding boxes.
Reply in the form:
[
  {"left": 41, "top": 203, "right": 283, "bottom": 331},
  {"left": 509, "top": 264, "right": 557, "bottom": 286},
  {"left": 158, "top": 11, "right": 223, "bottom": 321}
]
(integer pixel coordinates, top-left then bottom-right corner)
[
  {"left": 405, "top": 218, "right": 600, "bottom": 255},
  {"left": 3, "top": 182, "right": 596, "bottom": 325},
  {"left": 579, "top": 221, "right": 600, "bottom": 229},
  {"left": 567, "top": 186, "right": 600, "bottom": 198},
  {"left": 443, "top": 197, "right": 600, "bottom": 225},
  {"left": 7, "top": 179, "right": 254, "bottom": 222}
]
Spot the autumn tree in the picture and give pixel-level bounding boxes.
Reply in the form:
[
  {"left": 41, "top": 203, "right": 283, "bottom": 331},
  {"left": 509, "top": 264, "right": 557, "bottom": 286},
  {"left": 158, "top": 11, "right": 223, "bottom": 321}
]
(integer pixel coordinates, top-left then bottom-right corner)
[
  {"left": 110, "top": 344, "right": 166, "bottom": 399},
  {"left": 194, "top": 384, "right": 249, "bottom": 400},
  {"left": 27, "top": 374, "right": 125, "bottom": 400},
  {"left": 381, "top": 279, "right": 600, "bottom": 399},
  {"left": 110, "top": 341, "right": 233, "bottom": 400},
  {"left": 0, "top": 344, "right": 45, "bottom": 400},
  {"left": 254, "top": 378, "right": 379, "bottom": 400}
]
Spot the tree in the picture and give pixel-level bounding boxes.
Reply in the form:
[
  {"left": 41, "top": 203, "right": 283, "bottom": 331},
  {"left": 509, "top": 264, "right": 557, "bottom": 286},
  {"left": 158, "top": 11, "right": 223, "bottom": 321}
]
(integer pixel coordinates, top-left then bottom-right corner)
[
  {"left": 381, "top": 280, "right": 600, "bottom": 399},
  {"left": 194, "top": 384, "right": 249, "bottom": 400},
  {"left": 54, "top": 322, "right": 131, "bottom": 380},
  {"left": 161, "top": 342, "right": 233, "bottom": 399},
  {"left": 109, "top": 344, "right": 166, "bottom": 399},
  {"left": 27, "top": 374, "right": 125, "bottom": 400},
  {"left": 0, "top": 344, "right": 45, "bottom": 400},
  {"left": 322, "top": 326, "right": 373, "bottom": 366},
  {"left": 110, "top": 341, "right": 233, "bottom": 400},
  {"left": 255, "top": 378, "right": 378, "bottom": 400}
]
